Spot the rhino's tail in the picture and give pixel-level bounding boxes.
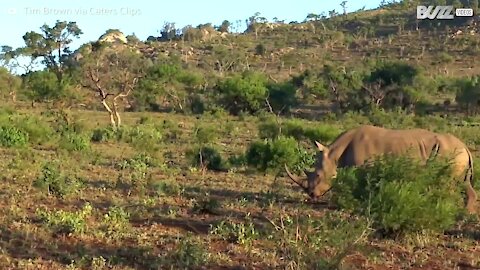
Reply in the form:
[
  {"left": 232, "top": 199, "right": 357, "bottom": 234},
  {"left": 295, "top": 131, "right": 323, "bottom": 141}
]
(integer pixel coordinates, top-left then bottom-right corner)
[
  {"left": 465, "top": 147, "right": 474, "bottom": 185},
  {"left": 464, "top": 147, "right": 477, "bottom": 213}
]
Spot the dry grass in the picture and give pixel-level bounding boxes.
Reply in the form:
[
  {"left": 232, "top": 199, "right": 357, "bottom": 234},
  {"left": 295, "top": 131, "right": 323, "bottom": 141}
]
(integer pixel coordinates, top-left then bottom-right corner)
[{"left": 0, "top": 107, "right": 478, "bottom": 270}]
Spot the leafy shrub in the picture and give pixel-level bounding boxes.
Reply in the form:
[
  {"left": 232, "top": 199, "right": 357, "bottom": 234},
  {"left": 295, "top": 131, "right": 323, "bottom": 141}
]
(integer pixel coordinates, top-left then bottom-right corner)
[
  {"left": 258, "top": 118, "right": 341, "bottom": 144},
  {"left": 186, "top": 146, "right": 227, "bottom": 171},
  {"left": 8, "top": 115, "right": 53, "bottom": 145},
  {"left": 227, "top": 154, "right": 247, "bottom": 168},
  {"left": 217, "top": 71, "right": 268, "bottom": 115},
  {"left": 0, "top": 125, "right": 29, "bottom": 147},
  {"left": 366, "top": 107, "right": 416, "bottom": 129},
  {"left": 36, "top": 203, "right": 93, "bottom": 235},
  {"left": 192, "top": 196, "right": 222, "bottom": 215},
  {"left": 267, "top": 212, "right": 370, "bottom": 269},
  {"left": 170, "top": 235, "right": 209, "bottom": 268},
  {"left": 149, "top": 179, "right": 183, "bottom": 197},
  {"left": 91, "top": 127, "right": 117, "bottom": 142},
  {"left": 266, "top": 82, "right": 298, "bottom": 113},
  {"left": 116, "top": 153, "right": 155, "bottom": 193},
  {"left": 189, "top": 94, "right": 207, "bottom": 114},
  {"left": 33, "top": 162, "right": 82, "bottom": 198},
  {"left": 209, "top": 215, "right": 259, "bottom": 246},
  {"left": 331, "top": 155, "right": 463, "bottom": 236},
  {"left": 125, "top": 125, "right": 162, "bottom": 153},
  {"left": 59, "top": 131, "right": 90, "bottom": 152},
  {"left": 246, "top": 136, "right": 315, "bottom": 174},
  {"left": 193, "top": 124, "right": 217, "bottom": 144},
  {"left": 22, "top": 70, "right": 66, "bottom": 102},
  {"left": 101, "top": 206, "right": 131, "bottom": 238}
]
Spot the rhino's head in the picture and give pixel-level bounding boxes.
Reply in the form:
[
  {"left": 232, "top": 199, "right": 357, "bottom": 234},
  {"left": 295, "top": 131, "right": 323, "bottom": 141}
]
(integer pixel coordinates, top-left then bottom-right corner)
[{"left": 285, "top": 141, "right": 337, "bottom": 200}]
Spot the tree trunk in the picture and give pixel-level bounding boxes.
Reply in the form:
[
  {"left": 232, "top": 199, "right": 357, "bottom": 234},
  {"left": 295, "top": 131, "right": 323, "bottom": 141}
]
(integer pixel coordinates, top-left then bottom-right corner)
[
  {"left": 112, "top": 100, "right": 122, "bottom": 128},
  {"left": 101, "top": 99, "right": 117, "bottom": 129},
  {"left": 9, "top": 91, "right": 16, "bottom": 103}
]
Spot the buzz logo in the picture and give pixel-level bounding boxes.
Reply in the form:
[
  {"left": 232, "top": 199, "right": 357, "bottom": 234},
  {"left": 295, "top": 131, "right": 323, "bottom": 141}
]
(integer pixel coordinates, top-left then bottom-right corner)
[{"left": 417, "top": 6, "right": 474, "bottom": 19}]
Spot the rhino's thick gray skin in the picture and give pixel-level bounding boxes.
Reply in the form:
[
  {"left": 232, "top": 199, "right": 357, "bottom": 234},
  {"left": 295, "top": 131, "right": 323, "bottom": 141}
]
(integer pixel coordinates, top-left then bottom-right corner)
[{"left": 286, "top": 125, "right": 478, "bottom": 214}]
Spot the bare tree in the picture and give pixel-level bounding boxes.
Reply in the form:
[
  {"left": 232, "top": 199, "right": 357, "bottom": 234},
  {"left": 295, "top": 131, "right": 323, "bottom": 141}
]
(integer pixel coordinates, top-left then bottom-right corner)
[
  {"left": 340, "top": 1, "right": 348, "bottom": 17},
  {"left": 80, "top": 46, "right": 147, "bottom": 129},
  {"left": 361, "top": 80, "right": 397, "bottom": 107}
]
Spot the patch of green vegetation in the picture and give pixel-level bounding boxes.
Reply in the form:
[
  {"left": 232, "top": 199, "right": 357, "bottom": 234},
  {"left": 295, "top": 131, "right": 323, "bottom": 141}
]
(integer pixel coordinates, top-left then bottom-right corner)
[
  {"left": 331, "top": 155, "right": 463, "bottom": 237},
  {"left": 246, "top": 136, "right": 315, "bottom": 174},
  {"left": 115, "top": 153, "right": 155, "bottom": 194},
  {"left": 100, "top": 206, "right": 131, "bottom": 239},
  {"left": 0, "top": 125, "right": 29, "bottom": 147},
  {"left": 59, "top": 131, "right": 91, "bottom": 152},
  {"left": 192, "top": 195, "right": 222, "bottom": 214},
  {"left": 33, "top": 161, "right": 83, "bottom": 198},
  {"left": 91, "top": 126, "right": 117, "bottom": 142},
  {"left": 186, "top": 146, "right": 227, "bottom": 172},
  {"left": 210, "top": 214, "right": 259, "bottom": 247},
  {"left": 148, "top": 179, "right": 184, "bottom": 197},
  {"left": 258, "top": 117, "right": 342, "bottom": 144},
  {"left": 36, "top": 203, "right": 93, "bottom": 235},
  {"left": 266, "top": 211, "right": 370, "bottom": 269},
  {"left": 170, "top": 234, "right": 209, "bottom": 268}
]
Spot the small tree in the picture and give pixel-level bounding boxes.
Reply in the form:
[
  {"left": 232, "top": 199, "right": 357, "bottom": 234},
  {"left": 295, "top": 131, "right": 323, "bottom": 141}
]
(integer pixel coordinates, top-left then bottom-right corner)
[
  {"left": 218, "top": 20, "right": 231, "bottom": 33},
  {"left": 340, "top": 1, "right": 348, "bottom": 16},
  {"left": 160, "top": 22, "right": 177, "bottom": 41},
  {"left": 455, "top": 76, "right": 480, "bottom": 115},
  {"left": 0, "top": 47, "right": 22, "bottom": 102},
  {"left": 216, "top": 71, "right": 268, "bottom": 115},
  {"left": 18, "top": 20, "right": 82, "bottom": 84},
  {"left": 437, "top": 52, "right": 453, "bottom": 75},
  {"left": 23, "top": 70, "right": 64, "bottom": 104},
  {"left": 136, "top": 61, "right": 203, "bottom": 112},
  {"left": 79, "top": 45, "right": 148, "bottom": 129}
]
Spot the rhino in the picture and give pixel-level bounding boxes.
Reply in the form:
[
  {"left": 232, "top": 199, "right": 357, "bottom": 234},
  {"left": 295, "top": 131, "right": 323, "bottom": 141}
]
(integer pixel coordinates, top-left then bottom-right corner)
[{"left": 285, "top": 125, "right": 478, "bottom": 214}]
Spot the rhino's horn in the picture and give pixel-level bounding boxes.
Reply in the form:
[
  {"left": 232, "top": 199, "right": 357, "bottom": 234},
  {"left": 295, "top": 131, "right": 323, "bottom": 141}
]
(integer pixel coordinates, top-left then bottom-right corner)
[{"left": 284, "top": 164, "right": 307, "bottom": 189}]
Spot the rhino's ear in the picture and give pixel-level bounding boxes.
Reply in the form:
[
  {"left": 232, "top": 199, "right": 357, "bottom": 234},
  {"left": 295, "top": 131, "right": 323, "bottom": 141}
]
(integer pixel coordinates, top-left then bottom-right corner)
[{"left": 315, "top": 141, "right": 329, "bottom": 153}]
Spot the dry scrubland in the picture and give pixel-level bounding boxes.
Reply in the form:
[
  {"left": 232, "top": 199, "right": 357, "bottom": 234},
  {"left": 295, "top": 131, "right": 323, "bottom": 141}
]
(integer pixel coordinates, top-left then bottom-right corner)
[
  {"left": 0, "top": 103, "right": 479, "bottom": 270},
  {"left": 3, "top": 1, "right": 480, "bottom": 269}
]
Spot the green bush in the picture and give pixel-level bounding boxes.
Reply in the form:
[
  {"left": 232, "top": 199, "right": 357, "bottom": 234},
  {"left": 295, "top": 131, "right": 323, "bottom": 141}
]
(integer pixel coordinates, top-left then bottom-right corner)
[
  {"left": 217, "top": 71, "right": 269, "bottom": 115},
  {"left": 8, "top": 115, "right": 53, "bottom": 145},
  {"left": 125, "top": 125, "right": 162, "bottom": 153},
  {"left": 0, "top": 125, "right": 29, "bottom": 147},
  {"left": 149, "top": 179, "right": 183, "bottom": 197},
  {"left": 59, "top": 131, "right": 91, "bottom": 152},
  {"left": 331, "top": 155, "right": 463, "bottom": 236},
  {"left": 36, "top": 203, "right": 92, "bottom": 235},
  {"left": 186, "top": 146, "right": 227, "bottom": 171},
  {"left": 189, "top": 94, "right": 207, "bottom": 114},
  {"left": 266, "top": 82, "right": 298, "bottom": 113},
  {"left": 246, "top": 136, "right": 315, "bottom": 174},
  {"left": 33, "top": 162, "right": 82, "bottom": 198},
  {"left": 22, "top": 70, "right": 65, "bottom": 102},
  {"left": 193, "top": 124, "right": 217, "bottom": 144},
  {"left": 91, "top": 127, "right": 117, "bottom": 142},
  {"left": 115, "top": 153, "right": 155, "bottom": 193},
  {"left": 209, "top": 215, "right": 259, "bottom": 246},
  {"left": 101, "top": 206, "right": 131, "bottom": 238},
  {"left": 267, "top": 212, "right": 369, "bottom": 269},
  {"left": 258, "top": 118, "right": 341, "bottom": 144},
  {"left": 170, "top": 235, "right": 208, "bottom": 268}
]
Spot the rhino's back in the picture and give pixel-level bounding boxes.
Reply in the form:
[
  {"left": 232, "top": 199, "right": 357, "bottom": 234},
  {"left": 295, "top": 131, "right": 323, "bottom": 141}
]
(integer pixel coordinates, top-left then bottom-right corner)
[{"left": 335, "top": 125, "right": 446, "bottom": 167}]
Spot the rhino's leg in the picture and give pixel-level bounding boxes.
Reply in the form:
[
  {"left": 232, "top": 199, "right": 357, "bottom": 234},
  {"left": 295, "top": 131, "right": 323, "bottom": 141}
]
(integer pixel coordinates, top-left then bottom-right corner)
[
  {"left": 450, "top": 148, "right": 477, "bottom": 214},
  {"left": 465, "top": 181, "right": 477, "bottom": 214}
]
